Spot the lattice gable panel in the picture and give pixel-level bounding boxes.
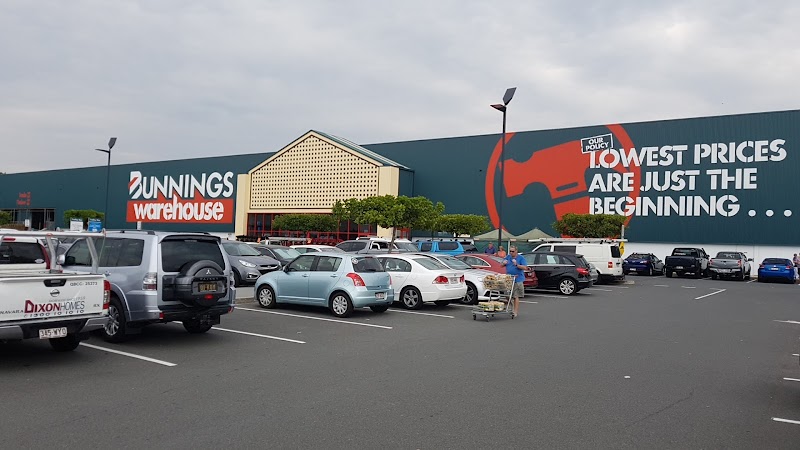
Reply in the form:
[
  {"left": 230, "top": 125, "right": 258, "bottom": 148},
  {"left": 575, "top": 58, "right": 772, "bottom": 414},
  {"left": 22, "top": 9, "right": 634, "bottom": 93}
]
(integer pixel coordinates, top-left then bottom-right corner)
[{"left": 250, "top": 135, "right": 379, "bottom": 209}]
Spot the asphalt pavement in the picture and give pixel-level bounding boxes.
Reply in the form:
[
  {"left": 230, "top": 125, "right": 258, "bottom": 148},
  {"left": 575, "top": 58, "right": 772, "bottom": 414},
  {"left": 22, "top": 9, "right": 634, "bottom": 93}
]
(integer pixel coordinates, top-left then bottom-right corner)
[{"left": 3, "top": 276, "right": 800, "bottom": 448}]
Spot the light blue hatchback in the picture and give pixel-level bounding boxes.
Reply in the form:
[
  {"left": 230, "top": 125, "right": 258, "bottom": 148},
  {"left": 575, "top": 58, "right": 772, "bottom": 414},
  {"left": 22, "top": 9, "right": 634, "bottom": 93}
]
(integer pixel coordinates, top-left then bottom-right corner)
[{"left": 254, "top": 252, "right": 394, "bottom": 317}]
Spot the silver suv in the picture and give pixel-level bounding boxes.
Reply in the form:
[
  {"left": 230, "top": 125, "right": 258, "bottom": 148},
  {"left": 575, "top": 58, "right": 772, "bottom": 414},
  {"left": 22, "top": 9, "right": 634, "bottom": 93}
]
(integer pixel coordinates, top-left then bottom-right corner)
[{"left": 60, "top": 230, "right": 235, "bottom": 342}]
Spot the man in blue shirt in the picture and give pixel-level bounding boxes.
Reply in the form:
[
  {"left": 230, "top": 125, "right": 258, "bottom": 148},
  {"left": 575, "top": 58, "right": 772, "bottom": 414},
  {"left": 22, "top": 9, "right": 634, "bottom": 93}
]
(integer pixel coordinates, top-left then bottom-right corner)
[
  {"left": 485, "top": 242, "right": 496, "bottom": 255},
  {"left": 503, "top": 246, "right": 527, "bottom": 318}
]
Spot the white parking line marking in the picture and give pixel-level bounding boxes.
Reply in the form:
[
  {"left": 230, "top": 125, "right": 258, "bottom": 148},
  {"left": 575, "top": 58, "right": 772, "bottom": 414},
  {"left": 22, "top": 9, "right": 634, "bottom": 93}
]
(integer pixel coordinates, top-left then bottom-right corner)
[
  {"left": 585, "top": 288, "right": 613, "bottom": 292},
  {"left": 388, "top": 309, "right": 454, "bottom": 318},
  {"left": 519, "top": 300, "right": 539, "bottom": 304},
  {"left": 605, "top": 285, "right": 629, "bottom": 289},
  {"left": 774, "top": 320, "right": 800, "bottom": 325},
  {"left": 212, "top": 327, "right": 305, "bottom": 344},
  {"left": 773, "top": 417, "right": 800, "bottom": 425},
  {"left": 80, "top": 343, "right": 176, "bottom": 367},
  {"left": 527, "top": 294, "right": 567, "bottom": 299},
  {"left": 681, "top": 286, "right": 697, "bottom": 289},
  {"left": 654, "top": 284, "right": 669, "bottom": 287},
  {"left": 747, "top": 279, "right": 756, "bottom": 283},
  {"left": 237, "top": 307, "right": 392, "bottom": 329},
  {"left": 783, "top": 378, "right": 800, "bottom": 382},
  {"left": 793, "top": 354, "right": 799, "bottom": 357},
  {"left": 694, "top": 289, "right": 726, "bottom": 300}
]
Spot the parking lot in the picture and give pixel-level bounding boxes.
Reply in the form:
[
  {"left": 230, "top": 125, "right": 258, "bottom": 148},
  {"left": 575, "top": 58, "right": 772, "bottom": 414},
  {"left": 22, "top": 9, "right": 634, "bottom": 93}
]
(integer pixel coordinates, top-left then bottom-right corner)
[{"left": 3, "top": 276, "right": 800, "bottom": 448}]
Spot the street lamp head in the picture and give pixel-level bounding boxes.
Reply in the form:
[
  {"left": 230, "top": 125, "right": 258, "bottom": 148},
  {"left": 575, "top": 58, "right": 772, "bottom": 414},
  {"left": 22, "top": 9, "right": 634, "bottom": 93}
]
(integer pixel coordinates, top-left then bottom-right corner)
[
  {"left": 95, "top": 148, "right": 110, "bottom": 154},
  {"left": 503, "top": 87, "right": 516, "bottom": 105},
  {"left": 491, "top": 103, "right": 506, "bottom": 112},
  {"left": 108, "top": 137, "right": 117, "bottom": 150}
]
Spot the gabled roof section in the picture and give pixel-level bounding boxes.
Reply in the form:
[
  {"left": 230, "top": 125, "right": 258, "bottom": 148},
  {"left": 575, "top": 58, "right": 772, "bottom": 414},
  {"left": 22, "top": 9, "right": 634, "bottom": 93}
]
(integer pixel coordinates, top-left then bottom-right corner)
[
  {"left": 313, "top": 130, "right": 410, "bottom": 170},
  {"left": 249, "top": 130, "right": 409, "bottom": 174}
]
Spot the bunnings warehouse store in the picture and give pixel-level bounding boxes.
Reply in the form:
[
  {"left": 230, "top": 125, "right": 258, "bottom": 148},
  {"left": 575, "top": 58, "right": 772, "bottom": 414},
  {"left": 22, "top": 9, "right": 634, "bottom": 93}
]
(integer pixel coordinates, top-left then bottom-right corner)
[{"left": 1, "top": 110, "right": 799, "bottom": 262}]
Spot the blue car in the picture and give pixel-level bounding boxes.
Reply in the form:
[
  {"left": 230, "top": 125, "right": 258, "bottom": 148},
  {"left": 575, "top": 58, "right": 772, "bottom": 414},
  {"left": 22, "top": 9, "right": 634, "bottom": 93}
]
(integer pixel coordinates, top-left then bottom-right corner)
[
  {"left": 254, "top": 252, "right": 394, "bottom": 317},
  {"left": 623, "top": 253, "right": 664, "bottom": 276},
  {"left": 757, "top": 258, "right": 796, "bottom": 283}
]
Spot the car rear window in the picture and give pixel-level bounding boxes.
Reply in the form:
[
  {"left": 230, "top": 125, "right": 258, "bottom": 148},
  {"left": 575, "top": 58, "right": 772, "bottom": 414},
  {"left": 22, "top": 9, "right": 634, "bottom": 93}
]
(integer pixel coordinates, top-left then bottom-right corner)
[
  {"left": 627, "top": 253, "right": 647, "bottom": 260},
  {"left": 413, "top": 257, "right": 449, "bottom": 270},
  {"left": 715, "top": 252, "right": 740, "bottom": 259},
  {"left": 420, "top": 242, "right": 433, "bottom": 251},
  {"left": 438, "top": 242, "right": 459, "bottom": 251},
  {"left": 763, "top": 258, "right": 790, "bottom": 265},
  {"left": 611, "top": 246, "right": 621, "bottom": 258},
  {"left": 553, "top": 245, "right": 576, "bottom": 253},
  {"left": 352, "top": 257, "right": 384, "bottom": 272},
  {"left": 0, "top": 242, "right": 45, "bottom": 264},
  {"left": 161, "top": 238, "right": 225, "bottom": 272}
]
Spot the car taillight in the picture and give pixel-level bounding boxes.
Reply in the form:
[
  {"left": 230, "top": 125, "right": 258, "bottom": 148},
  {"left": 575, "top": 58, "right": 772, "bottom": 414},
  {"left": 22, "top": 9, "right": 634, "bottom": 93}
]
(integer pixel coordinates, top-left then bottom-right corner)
[
  {"left": 709, "top": 258, "right": 714, "bottom": 264},
  {"left": 346, "top": 273, "right": 365, "bottom": 287},
  {"left": 737, "top": 260, "right": 742, "bottom": 266},
  {"left": 103, "top": 280, "right": 110, "bottom": 309},
  {"left": 759, "top": 264, "right": 764, "bottom": 269},
  {"left": 786, "top": 265, "right": 794, "bottom": 270},
  {"left": 143, "top": 272, "right": 158, "bottom": 290},
  {"left": 459, "top": 275, "right": 465, "bottom": 283},
  {"left": 577, "top": 267, "right": 589, "bottom": 276},
  {"left": 608, "top": 261, "right": 613, "bottom": 268},
  {"left": 433, "top": 275, "right": 449, "bottom": 284}
]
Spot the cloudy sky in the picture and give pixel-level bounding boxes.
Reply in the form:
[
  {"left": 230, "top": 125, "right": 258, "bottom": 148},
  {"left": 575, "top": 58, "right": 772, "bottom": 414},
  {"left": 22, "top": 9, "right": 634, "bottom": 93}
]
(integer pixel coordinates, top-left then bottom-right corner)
[{"left": 1, "top": 0, "right": 798, "bottom": 173}]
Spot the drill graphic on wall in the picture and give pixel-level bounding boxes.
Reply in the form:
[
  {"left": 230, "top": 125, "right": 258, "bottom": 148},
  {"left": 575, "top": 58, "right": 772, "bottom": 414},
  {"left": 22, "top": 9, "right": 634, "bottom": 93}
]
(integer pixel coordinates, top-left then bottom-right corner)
[{"left": 484, "top": 124, "right": 640, "bottom": 233}]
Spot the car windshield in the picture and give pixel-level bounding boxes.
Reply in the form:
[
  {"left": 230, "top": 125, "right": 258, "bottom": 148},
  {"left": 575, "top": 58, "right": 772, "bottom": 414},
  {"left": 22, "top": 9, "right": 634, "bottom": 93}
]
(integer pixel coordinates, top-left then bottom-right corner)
[
  {"left": 436, "top": 255, "right": 472, "bottom": 270},
  {"left": 395, "top": 242, "right": 418, "bottom": 251},
  {"left": 224, "top": 242, "right": 261, "bottom": 256},
  {"left": 413, "top": 257, "right": 449, "bottom": 270},
  {"left": 271, "top": 247, "right": 301, "bottom": 259}
]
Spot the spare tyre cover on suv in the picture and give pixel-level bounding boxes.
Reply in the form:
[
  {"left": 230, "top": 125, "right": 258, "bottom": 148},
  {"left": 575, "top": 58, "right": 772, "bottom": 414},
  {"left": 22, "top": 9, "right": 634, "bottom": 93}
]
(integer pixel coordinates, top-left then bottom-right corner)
[{"left": 160, "top": 236, "right": 229, "bottom": 308}]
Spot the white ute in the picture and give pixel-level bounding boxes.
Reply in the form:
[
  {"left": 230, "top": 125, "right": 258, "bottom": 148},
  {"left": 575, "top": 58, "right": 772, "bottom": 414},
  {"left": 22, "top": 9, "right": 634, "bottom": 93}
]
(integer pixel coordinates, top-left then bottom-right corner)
[{"left": 0, "top": 231, "right": 109, "bottom": 352}]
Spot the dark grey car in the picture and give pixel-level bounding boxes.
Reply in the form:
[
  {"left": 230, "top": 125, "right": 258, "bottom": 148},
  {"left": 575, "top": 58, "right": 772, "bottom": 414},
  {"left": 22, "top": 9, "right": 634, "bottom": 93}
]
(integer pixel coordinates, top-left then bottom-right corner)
[{"left": 221, "top": 241, "right": 281, "bottom": 286}]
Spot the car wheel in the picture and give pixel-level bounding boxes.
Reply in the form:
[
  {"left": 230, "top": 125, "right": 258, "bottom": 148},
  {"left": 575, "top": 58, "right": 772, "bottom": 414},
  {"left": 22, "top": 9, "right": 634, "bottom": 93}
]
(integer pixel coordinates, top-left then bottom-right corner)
[
  {"left": 434, "top": 300, "right": 451, "bottom": 307},
  {"left": 711, "top": 272, "right": 718, "bottom": 280},
  {"left": 666, "top": 270, "right": 673, "bottom": 278},
  {"left": 49, "top": 334, "right": 81, "bottom": 352},
  {"left": 558, "top": 278, "right": 577, "bottom": 295},
  {"left": 233, "top": 270, "right": 242, "bottom": 287},
  {"left": 648, "top": 266, "right": 653, "bottom": 276},
  {"left": 400, "top": 287, "right": 422, "bottom": 310},
  {"left": 462, "top": 282, "right": 478, "bottom": 305},
  {"left": 103, "top": 296, "right": 128, "bottom": 343},
  {"left": 330, "top": 292, "right": 354, "bottom": 318},
  {"left": 739, "top": 270, "right": 746, "bottom": 281},
  {"left": 183, "top": 319, "right": 213, "bottom": 334},
  {"left": 369, "top": 304, "right": 390, "bottom": 313},
  {"left": 757, "top": 275, "right": 764, "bottom": 282},
  {"left": 256, "top": 285, "right": 277, "bottom": 309},
  {"left": 695, "top": 270, "right": 703, "bottom": 279}
]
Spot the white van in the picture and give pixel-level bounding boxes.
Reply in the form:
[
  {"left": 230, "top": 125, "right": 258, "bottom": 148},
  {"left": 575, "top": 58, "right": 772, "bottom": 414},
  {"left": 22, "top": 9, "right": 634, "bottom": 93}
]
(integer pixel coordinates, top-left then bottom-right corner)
[{"left": 531, "top": 240, "right": 624, "bottom": 282}]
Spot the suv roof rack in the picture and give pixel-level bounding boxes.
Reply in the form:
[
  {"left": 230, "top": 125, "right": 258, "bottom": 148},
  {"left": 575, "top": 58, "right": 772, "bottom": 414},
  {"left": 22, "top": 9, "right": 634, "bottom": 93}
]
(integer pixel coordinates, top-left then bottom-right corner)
[{"left": 117, "top": 230, "right": 157, "bottom": 235}]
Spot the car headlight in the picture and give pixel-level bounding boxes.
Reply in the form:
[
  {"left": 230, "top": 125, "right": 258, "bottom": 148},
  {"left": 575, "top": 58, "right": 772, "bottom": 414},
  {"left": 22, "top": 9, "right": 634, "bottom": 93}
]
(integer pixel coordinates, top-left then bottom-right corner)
[{"left": 239, "top": 260, "right": 257, "bottom": 268}]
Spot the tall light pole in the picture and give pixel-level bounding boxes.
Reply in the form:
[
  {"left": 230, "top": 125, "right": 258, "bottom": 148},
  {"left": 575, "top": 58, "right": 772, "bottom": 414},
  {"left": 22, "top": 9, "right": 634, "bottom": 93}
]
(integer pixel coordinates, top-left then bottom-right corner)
[
  {"left": 95, "top": 137, "right": 117, "bottom": 230},
  {"left": 491, "top": 87, "right": 516, "bottom": 252}
]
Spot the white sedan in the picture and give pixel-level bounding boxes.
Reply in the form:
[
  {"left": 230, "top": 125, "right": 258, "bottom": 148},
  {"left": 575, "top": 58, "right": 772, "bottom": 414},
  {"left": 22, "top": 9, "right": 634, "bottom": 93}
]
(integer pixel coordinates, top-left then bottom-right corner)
[
  {"left": 374, "top": 254, "right": 466, "bottom": 309},
  {"left": 416, "top": 253, "right": 498, "bottom": 305}
]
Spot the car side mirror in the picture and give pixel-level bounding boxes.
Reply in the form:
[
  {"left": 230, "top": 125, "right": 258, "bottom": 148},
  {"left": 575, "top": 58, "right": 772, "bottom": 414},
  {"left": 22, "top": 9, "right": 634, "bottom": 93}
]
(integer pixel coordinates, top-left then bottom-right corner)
[
  {"left": 747, "top": 258, "right": 753, "bottom": 262},
  {"left": 64, "top": 255, "right": 75, "bottom": 265},
  {"left": 57, "top": 254, "right": 65, "bottom": 265}
]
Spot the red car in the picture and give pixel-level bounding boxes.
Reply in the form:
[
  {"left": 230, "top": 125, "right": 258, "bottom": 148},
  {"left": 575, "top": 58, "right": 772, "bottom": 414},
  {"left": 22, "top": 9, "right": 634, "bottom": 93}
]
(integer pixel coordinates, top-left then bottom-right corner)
[{"left": 455, "top": 253, "right": 538, "bottom": 289}]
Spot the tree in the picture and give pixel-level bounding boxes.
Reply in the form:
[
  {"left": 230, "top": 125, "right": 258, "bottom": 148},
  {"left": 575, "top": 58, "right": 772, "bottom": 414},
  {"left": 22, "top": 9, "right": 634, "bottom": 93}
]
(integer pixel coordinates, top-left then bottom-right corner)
[
  {"left": 0, "top": 210, "right": 11, "bottom": 226},
  {"left": 552, "top": 213, "right": 627, "bottom": 238},
  {"left": 271, "top": 214, "right": 337, "bottom": 233},
  {"left": 63, "top": 209, "right": 104, "bottom": 229},
  {"left": 434, "top": 214, "right": 490, "bottom": 237},
  {"left": 332, "top": 195, "right": 444, "bottom": 250}
]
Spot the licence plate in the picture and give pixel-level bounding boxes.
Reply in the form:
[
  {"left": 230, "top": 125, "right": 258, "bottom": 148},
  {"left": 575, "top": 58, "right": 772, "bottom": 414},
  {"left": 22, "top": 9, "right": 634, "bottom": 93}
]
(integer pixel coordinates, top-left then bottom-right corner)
[
  {"left": 719, "top": 269, "right": 731, "bottom": 273},
  {"left": 675, "top": 266, "right": 683, "bottom": 269},
  {"left": 770, "top": 267, "right": 779, "bottom": 271},
  {"left": 198, "top": 282, "right": 217, "bottom": 292},
  {"left": 450, "top": 277, "right": 459, "bottom": 283},
  {"left": 39, "top": 327, "right": 68, "bottom": 339},
  {"left": 375, "top": 292, "right": 386, "bottom": 299}
]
